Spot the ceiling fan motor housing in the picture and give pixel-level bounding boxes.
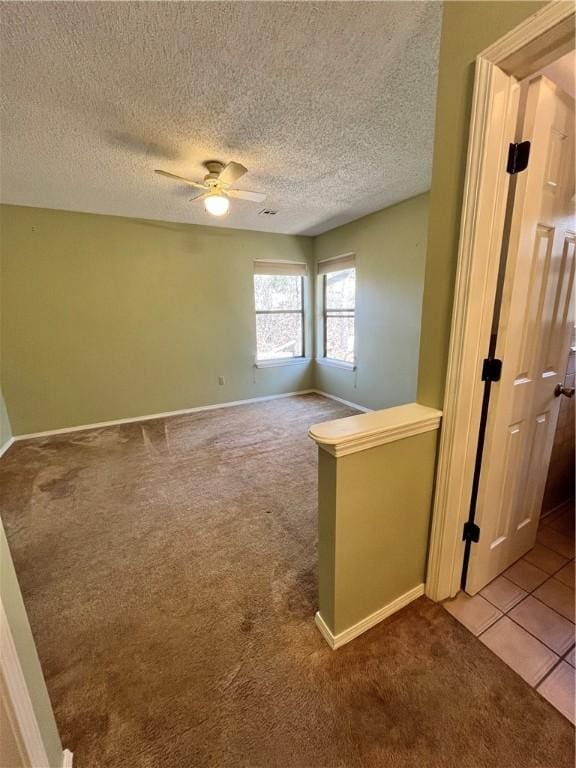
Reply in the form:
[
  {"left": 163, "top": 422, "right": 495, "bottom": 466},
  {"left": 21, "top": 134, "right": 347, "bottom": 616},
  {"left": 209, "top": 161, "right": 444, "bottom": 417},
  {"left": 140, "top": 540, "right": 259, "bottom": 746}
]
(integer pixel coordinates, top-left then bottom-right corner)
[{"left": 204, "top": 160, "right": 225, "bottom": 184}]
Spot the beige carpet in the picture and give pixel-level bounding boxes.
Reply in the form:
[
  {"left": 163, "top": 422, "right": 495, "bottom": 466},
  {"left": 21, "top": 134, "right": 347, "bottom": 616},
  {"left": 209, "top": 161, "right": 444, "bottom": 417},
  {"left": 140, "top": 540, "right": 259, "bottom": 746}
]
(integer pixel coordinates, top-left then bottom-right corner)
[{"left": 1, "top": 394, "right": 573, "bottom": 768}]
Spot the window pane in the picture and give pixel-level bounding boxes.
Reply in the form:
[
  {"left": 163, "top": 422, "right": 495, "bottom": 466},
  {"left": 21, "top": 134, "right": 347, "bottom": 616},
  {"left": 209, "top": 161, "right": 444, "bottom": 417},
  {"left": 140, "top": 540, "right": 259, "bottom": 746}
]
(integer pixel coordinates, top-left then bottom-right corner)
[
  {"left": 254, "top": 274, "right": 302, "bottom": 311},
  {"left": 326, "top": 313, "right": 355, "bottom": 363},
  {"left": 256, "top": 312, "right": 303, "bottom": 360},
  {"left": 325, "top": 268, "right": 355, "bottom": 310}
]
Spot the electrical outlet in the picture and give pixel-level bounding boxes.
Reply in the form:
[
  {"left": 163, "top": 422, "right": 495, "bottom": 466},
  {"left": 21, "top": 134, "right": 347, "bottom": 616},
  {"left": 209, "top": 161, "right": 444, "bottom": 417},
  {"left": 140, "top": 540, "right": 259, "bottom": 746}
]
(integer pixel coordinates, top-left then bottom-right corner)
[{"left": 218, "top": 376, "right": 225, "bottom": 385}]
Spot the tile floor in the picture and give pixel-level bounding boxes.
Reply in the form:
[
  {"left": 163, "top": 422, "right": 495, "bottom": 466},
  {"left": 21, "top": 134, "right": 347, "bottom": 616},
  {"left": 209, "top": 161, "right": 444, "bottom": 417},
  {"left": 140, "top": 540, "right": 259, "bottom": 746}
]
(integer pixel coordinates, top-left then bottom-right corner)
[{"left": 444, "top": 499, "right": 575, "bottom": 724}]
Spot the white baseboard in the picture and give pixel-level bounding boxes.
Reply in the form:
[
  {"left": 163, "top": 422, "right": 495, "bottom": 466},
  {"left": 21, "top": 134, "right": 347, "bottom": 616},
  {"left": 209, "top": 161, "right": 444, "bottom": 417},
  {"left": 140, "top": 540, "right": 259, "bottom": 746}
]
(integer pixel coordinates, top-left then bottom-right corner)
[
  {"left": 7, "top": 388, "right": 368, "bottom": 444},
  {"left": 314, "top": 611, "right": 338, "bottom": 648},
  {"left": 0, "top": 436, "right": 15, "bottom": 458},
  {"left": 12, "top": 390, "right": 317, "bottom": 441},
  {"left": 315, "top": 583, "right": 425, "bottom": 649},
  {"left": 62, "top": 748, "right": 74, "bottom": 767},
  {"left": 312, "top": 389, "right": 370, "bottom": 413}
]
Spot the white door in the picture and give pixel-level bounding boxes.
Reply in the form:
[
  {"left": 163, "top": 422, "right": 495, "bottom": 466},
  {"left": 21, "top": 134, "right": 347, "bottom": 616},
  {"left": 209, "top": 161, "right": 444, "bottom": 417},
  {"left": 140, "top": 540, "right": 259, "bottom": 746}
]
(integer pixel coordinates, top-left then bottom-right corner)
[{"left": 465, "top": 75, "right": 575, "bottom": 595}]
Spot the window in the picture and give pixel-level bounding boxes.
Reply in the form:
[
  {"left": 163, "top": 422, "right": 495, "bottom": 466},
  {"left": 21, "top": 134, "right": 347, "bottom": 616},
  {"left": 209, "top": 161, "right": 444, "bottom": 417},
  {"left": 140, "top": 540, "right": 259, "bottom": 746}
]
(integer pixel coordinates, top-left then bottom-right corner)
[
  {"left": 319, "top": 254, "right": 356, "bottom": 365},
  {"left": 254, "top": 260, "right": 307, "bottom": 363}
]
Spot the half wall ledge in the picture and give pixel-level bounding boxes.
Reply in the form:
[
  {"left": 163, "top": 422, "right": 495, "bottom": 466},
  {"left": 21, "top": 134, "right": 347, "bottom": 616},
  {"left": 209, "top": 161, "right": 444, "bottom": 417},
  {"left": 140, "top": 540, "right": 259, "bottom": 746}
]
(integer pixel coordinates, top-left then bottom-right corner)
[
  {"left": 309, "top": 402, "right": 443, "bottom": 648},
  {"left": 308, "top": 402, "right": 442, "bottom": 457}
]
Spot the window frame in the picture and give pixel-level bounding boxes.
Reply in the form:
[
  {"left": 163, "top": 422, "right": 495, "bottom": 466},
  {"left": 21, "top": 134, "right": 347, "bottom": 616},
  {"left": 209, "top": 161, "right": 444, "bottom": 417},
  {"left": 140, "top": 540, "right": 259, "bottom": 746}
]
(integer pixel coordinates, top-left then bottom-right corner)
[
  {"left": 320, "top": 264, "right": 356, "bottom": 369},
  {"left": 254, "top": 271, "right": 307, "bottom": 366}
]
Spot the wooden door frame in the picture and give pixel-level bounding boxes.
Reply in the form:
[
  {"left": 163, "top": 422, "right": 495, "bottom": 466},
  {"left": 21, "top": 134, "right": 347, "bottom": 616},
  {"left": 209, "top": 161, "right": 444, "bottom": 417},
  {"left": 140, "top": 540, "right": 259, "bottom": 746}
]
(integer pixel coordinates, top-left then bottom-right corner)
[
  {"left": 425, "top": 1, "right": 575, "bottom": 603},
  {"left": 0, "top": 598, "right": 74, "bottom": 767}
]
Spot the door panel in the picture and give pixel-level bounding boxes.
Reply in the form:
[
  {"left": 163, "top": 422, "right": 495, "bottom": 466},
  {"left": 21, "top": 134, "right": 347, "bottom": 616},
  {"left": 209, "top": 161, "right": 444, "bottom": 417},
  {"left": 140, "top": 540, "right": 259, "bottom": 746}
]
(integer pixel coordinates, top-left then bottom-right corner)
[{"left": 466, "top": 76, "right": 575, "bottom": 594}]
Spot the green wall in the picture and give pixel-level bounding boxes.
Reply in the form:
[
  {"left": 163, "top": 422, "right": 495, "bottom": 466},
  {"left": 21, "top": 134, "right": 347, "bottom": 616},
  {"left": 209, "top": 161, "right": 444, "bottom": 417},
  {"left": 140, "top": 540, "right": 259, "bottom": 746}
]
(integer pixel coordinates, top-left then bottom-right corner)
[
  {"left": 417, "top": 0, "right": 547, "bottom": 409},
  {"left": 318, "top": 430, "right": 438, "bottom": 636},
  {"left": 1, "top": 205, "right": 315, "bottom": 434},
  {"left": 1, "top": 521, "right": 63, "bottom": 766},
  {"left": 1, "top": 195, "right": 429, "bottom": 434},
  {"left": 313, "top": 194, "right": 428, "bottom": 410}
]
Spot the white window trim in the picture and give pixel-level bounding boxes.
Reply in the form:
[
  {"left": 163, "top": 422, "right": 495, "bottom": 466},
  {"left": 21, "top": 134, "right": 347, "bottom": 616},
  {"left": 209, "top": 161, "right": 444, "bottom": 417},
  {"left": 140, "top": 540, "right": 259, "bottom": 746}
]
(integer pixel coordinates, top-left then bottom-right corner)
[
  {"left": 315, "top": 358, "right": 356, "bottom": 372},
  {"left": 318, "top": 255, "right": 356, "bottom": 368},
  {"left": 255, "top": 357, "right": 312, "bottom": 369},
  {"left": 254, "top": 266, "right": 308, "bottom": 364}
]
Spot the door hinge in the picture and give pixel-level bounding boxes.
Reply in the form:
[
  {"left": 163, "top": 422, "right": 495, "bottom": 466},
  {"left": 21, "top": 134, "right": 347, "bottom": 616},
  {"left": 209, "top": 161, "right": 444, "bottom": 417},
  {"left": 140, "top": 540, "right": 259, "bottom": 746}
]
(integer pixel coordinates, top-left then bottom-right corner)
[
  {"left": 463, "top": 521, "right": 480, "bottom": 543},
  {"left": 506, "top": 141, "right": 530, "bottom": 174},
  {"left": 481, "top": 357, "right": 502, "bottom": 382}
]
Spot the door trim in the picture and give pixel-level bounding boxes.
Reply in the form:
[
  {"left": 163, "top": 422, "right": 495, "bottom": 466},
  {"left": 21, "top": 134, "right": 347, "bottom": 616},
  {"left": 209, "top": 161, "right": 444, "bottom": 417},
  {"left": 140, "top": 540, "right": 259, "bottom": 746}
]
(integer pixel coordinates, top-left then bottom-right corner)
[
  {"left": 0, "top": 600, "right": 51, "bottom": 766},
  {"left": 0, "top": 599, "right": 74, "bottom": 767},
  {"left": 425, "top": 1, "right": 575, "bottom": 602}
]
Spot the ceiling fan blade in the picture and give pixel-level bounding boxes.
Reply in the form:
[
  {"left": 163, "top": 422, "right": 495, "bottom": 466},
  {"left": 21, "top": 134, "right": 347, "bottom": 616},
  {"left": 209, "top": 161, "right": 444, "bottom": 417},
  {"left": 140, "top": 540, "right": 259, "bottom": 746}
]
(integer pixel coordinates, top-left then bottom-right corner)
[
  {"left": 155, "top": 169, "right": 207, "bottom": 190},
  {"left": 227, "top": 189, "right": 266, "bottom": 202},
  {"left": 218, "top": 161, "right": 247, "bottom": 185}
]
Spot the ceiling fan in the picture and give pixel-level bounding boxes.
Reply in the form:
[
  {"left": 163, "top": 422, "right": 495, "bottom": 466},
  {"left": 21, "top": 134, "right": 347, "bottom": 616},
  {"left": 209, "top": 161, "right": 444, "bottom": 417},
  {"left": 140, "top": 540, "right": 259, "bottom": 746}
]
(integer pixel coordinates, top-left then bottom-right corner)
[{"left": 155, "top": 161, "right": 265, "bottom": 217}]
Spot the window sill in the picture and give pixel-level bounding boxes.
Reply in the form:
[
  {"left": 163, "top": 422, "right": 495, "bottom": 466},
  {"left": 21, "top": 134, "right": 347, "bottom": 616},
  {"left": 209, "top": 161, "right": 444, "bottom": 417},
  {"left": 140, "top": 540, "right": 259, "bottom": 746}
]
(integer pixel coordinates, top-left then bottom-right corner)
[
  {"left": 316, "top": 358, "right": 356, "bottom": 372},
  {"left": 255, "top": 357, "right": 312, "bottom": 369}
]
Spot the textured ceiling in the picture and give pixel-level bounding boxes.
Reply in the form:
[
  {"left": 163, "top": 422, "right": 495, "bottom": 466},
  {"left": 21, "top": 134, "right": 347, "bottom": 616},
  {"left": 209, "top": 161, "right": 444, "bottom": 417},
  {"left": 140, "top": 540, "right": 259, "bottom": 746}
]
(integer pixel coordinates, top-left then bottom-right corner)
[{"left": 0, "top": 1, "right": 442, "bottom": 236}]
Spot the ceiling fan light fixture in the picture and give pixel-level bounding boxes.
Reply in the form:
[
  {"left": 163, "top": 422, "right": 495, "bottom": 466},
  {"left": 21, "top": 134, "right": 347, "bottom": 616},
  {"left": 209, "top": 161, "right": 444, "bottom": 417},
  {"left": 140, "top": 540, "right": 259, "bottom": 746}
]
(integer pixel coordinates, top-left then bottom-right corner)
[
  {"left": 204, "top": 192, "right": 230, "bottom": 217},
  {"left": 156, "top": 162, "right": 265, "bottom": 213}
]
